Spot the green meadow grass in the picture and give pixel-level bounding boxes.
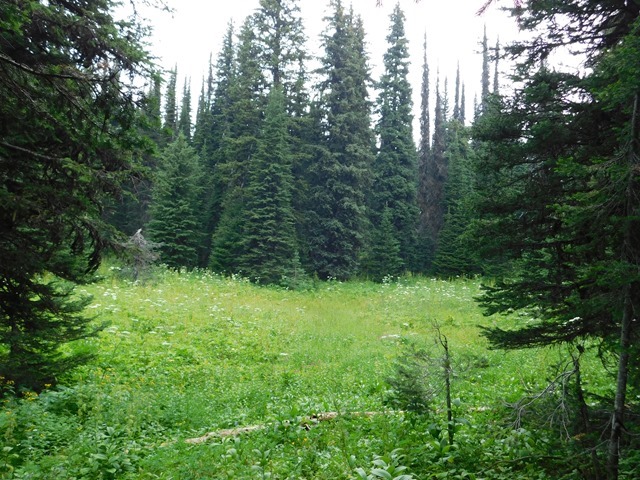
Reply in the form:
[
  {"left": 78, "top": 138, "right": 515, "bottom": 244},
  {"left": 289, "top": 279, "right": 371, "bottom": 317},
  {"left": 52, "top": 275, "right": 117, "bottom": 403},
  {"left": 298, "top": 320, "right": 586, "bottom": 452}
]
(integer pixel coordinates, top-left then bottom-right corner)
[{"left": 1, "top": 269, "right": 593, "bottom": 479}]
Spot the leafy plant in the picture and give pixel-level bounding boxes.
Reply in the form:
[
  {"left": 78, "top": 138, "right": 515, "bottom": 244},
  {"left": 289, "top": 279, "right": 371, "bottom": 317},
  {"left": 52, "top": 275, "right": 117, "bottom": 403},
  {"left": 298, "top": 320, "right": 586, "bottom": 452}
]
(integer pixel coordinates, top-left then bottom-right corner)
[{"left": 353, "top": 449, "right": 414, "bottom": 480}]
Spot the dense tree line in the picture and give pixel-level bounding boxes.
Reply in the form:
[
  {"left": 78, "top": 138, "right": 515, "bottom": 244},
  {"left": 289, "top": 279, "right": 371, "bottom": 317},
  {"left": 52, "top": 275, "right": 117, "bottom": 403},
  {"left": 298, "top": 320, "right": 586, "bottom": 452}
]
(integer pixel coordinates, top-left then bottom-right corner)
[{"left": 112, "top": 0, "right": 482, "bottom": 285}]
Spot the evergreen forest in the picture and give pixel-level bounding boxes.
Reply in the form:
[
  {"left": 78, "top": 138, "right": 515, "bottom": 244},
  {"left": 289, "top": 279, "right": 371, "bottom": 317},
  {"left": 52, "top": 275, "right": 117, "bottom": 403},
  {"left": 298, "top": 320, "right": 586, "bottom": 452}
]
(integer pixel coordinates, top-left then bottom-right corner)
[{"left": 1, "top": 0, "right": 640, "bottom": 478}]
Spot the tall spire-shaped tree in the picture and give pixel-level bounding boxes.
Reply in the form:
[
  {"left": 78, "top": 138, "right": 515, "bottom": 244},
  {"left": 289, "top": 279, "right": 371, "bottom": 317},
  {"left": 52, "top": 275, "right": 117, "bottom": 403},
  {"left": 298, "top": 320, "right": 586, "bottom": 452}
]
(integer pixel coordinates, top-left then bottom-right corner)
[
  {"left": 209, "top": 18, "right": 265, "bottom": 274},
  {"left": 306, "top": 0, "right": 374, "bottom": 280},
  {"left": 178, "top": 78, "right": 192, "bottom": 142},
  {"left": 199, "top": 24, "right": 237, "bottom": 267},
  {"left": 416, "top": 33, "right": 432, "bottom": 272},
  {"left": 369, "top": 3, "right": 419, "bottom": 274},
  {"left": 238, "top": 87, "right": 301, "bottom": 285},
  {"left": 493, "top": 38, "right": 500, "bottom": 95},
  {"left": 453, "top": 63, "right": 461, "bottom": 122},
  {"left": 253, "top": 0, "right": 307, "bottom": 95},
  {"left": 460, "top": 83, "right": 466, "bottom": 125},
  {"left": 480, "top": 25, "right": 490, "bottom": 113},
  {"left": 252, "top": 0, "right": 311, "bottom": 269},
  {"left": 422, "top": 72, "right": 448, "bottom": 269},
  {"left": 163, "top": 66, "right": 178, "bottom": 141},
  {"left": 147, "top": 135, "right": 202, "bottom": 269},
  {"left": 192, "top": 55, "right": 214, "bottom": 154}
]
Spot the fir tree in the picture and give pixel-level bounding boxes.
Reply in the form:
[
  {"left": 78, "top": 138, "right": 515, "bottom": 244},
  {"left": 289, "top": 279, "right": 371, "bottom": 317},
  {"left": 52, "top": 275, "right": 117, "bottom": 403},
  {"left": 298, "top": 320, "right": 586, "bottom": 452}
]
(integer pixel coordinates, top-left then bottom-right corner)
[
  {"left": 480, "top": 26, "right": 490, "bottom": 114},
  {"left": 147, "top": 135, "right": 202, "bottom": 269},
  {"left": 0, "top": 0, "right": 153, "bottom": 391},
  {"left": 208, "top": 18, "right": 265, "bottom": 273},
  {"left": 238, "top": 87, "right": 301, "bottom": 285},
  {"left": 306, "top": 0, "right": 374, "bottom": 280},
  {"left": 416, "top": 33, "right": 432, "bottom": 272},
  {"left": 371, "top": 3, "right": 419, "bottom": 271},
  {"left": 363, "top": 207, "right": 403, "bottom": 282},
  {"left": 433, "top": 119, "right": 477, "bottom": 276},
  {"left": 252, "top": 0, "right": 311, "bottom": 271},
  {"left": 453, "top": 64, "right": 461, "bottom": 122},
  {"left": 421, "top": 73, "right": 448, "bottom": 270},
  {"left": 178, "top": 78, "right": 192, "bottom": 142},
  {"left": 198, "top": 26, "right": 236, "bottom": 266},
  {"left": 253, "top": 0, "right": 307, "bottom": 95},
  {"left": 472, "top": 1, "right": 640, "bottom": 475},
  {"left": 493, "top": 38, "right": 500, "bottom": 95},
  {"left": 163, "top": 66, "right": 178, "bottom": 141}
]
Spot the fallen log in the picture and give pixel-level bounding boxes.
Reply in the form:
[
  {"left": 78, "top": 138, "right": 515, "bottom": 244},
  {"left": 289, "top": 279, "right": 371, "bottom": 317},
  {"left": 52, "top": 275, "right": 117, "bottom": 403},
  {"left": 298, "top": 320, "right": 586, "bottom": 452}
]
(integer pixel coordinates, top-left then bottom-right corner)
[{"left": 184, "top": 410, "right": 401, "bottom": 444}]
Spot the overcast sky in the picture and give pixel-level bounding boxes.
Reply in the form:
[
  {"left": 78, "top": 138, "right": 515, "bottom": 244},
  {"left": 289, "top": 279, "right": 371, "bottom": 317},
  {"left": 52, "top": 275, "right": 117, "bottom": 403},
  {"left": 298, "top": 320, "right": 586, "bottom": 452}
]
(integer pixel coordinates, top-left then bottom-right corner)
[{"left": 142, "top": 0, "right": 520, "bottom": 129}]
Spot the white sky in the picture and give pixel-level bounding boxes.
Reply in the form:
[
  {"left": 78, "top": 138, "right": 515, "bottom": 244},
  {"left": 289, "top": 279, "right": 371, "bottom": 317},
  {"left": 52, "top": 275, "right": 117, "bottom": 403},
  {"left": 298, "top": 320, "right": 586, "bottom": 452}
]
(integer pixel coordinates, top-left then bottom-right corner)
[{"left": 142, "top": 0, "right": 521, "bottom": 130}]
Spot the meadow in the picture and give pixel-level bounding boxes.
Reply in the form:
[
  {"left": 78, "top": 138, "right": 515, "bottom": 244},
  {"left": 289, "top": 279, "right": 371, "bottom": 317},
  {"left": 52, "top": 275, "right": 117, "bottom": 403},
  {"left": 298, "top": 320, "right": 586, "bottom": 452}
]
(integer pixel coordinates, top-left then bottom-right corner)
[{"left": 0, "top": 268, "right": 601, "bottom": 479}]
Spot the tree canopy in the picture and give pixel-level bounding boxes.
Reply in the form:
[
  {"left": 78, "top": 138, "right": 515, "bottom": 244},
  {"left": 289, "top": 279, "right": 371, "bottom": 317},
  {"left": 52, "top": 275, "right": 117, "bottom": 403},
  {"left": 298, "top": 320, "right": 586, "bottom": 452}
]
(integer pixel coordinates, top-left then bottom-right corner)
[{"left": 0, "top": 0, "right": 154, "bottom": 391}]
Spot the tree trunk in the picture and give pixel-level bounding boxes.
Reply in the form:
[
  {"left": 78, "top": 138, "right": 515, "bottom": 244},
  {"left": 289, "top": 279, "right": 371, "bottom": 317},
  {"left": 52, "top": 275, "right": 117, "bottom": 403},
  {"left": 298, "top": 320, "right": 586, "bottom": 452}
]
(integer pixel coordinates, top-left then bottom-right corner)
[
  {"left": 606, "top": 293, "right": 632, "bottom": 480},
  {"left": 607, "top": 92, "right": 640, "bottom": 480}
]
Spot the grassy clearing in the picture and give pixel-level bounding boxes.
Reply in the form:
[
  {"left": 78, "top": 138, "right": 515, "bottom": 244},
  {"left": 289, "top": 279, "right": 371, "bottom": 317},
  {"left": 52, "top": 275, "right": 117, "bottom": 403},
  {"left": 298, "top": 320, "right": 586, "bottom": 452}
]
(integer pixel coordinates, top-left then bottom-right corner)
[{"left": 1, "top": 269, "right": 590, "bottom": 479}]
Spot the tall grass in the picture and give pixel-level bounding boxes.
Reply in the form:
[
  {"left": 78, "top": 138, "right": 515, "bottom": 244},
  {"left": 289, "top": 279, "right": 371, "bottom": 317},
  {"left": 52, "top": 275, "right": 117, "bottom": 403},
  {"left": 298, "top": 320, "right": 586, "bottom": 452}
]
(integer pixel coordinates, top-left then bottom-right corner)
[{"left": 0, "top": 268, "right": 586, "bottom": 479}]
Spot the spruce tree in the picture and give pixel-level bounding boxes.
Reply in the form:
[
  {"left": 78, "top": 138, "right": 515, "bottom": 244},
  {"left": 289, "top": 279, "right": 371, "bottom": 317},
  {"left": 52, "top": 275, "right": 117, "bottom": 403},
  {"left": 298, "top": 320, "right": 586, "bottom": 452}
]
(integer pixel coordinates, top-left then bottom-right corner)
[
  {"left": 493, "top": 38, "right": 500, "bottom": 95},
  {"left": 421, "top": 73, "right": 448, "bottom": 270},
  {"left": 209, "top": 18, "right": 265, "bottom": 274},
  {"left": 178, "top": 78, "right": 192, "bottom": 142},
  {"left": 363, "top": 207, "right": 403, "bottom": 282},
  {"left": 480, "top": 26, "right": 490, "bottom": 114},
  {"left": 237, "top": 87, "right": 301, "bottom": 285},
  {"left": 306, "top": 0, "right": 374, "bottom": 280},
  {"left": 433, "top": 119, "right": 477, "bottom": 276},
  {"left": 416, "top": 34, "right": 432, "bottom": 272},
  {"left": 147, "top": 135, "right": 202, "bottom": 269},
  {"left": 453, "top": 64, "right": 461, "bottom": 122},
  {"left": 472, "top": 1, "right": 640, "bottom": 475},
  {"left": 0, "top": 0, "right": 153, "bottom": 391},
  {"left": 198, "top": 26, "right": 236, "bottom": 267},
  {"left": 163, "top": 66, "right": 178, "bottom": 142},
  {"left": 371, "top": 3, "right": 419, "bottom": 271}
]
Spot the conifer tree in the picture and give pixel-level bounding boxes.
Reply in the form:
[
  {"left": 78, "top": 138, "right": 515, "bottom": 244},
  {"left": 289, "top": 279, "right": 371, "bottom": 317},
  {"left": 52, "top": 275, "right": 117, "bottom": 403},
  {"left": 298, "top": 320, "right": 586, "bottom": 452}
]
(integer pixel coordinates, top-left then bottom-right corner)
[
  {"left": 192, "top": 55, "right": 215, "bottom": 154},
  {"left": 306, "top": 0, "right": 374, "bottom": 280},
  {"left": 421, "top": 73, "right": 448, "bottom": 269},
  {"left": 416, "top": 34, "right": 432, "bottom": 272},
  {"left": 238, "top": 87, "right": 301, "bottom": 285},
  {"left": 480, "top": 26, "right": 490, "bottom": 113},
  {"left": 193, "top": 81, "right": 208, "bottom": 152},
  {"left": 363, "top": 207, "right": 403, "bottom": 282},
  {"left": 493, "top": 38, "right": 500, "bottom": 95},
  {"left": 253, "top": 0, "right": 307, "bottom": 97},
  {"left": 163, "top": 66, "right": 178, "bottom": 141},
  {"left": 147, "top": 135, "right": 202, "bottom": 269},
  {"left": 453, "top": 64, "right": 461, "bottom": 122},
  {"left": 252, "top": 0, "right": 311, "bottom": 268},
  {"left": 178, "top": 78, "right": 192, "bottom": 142},
  {"left": 0, "top": 0, "right": 153, "bottom": 391},
  {"left": 472, "top": 1, "right": 640, "bottom": 475},
  {"left": 209, "top": 18, "right": 265, "bottom": 273},
  {"left": 460, "top": 83, "right": 466, "bottom": 125},
  {"left": 371, "top": 3, "right": 419, "bottom": 271},
  {"left": 433, "top": 119, "right": 477, "bottom": 276},
  {"left": 198, "top": 26, "right": 236, "bottom": 266}
]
